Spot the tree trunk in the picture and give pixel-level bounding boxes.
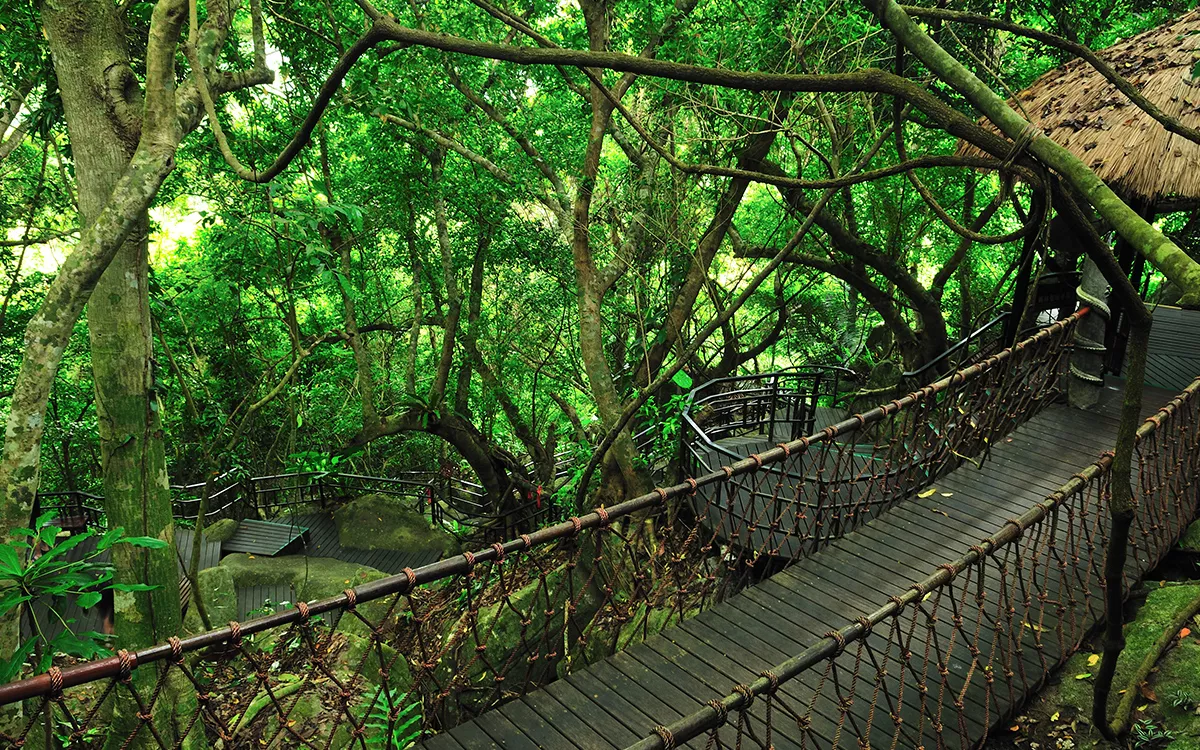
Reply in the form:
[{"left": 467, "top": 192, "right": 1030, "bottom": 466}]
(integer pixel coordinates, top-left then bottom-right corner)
[{"left": 36, "top": 1, "right": 201, "bottom": 744}]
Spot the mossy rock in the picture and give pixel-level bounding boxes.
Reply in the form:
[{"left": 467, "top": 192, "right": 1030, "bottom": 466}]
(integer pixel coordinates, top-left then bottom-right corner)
[
  {"left": 577, "top": 603, "right": 697, "bottom": 669},
  {"left": 204, "top": 518, "right": 239, "bottom": 543},
  {"left": 1153, "top": 639, "right": 1200, "bottom": 748},
  {"left": 334, "top": 634, "right": 411, "bottom": 691},
  {"left": 260, "top": 691, "right": 325, "bottom": 749},
  {"left": 219, "top": 553, "right": 402, "bottom": 636},
  {"left": 436, "top": 560, "right": 602, "bottom": 720},
  {"left": 1057, "top": 583, "right": 1200, "bottom": 717},
  {"left": 334, "top": 494, "right": 459, "bottom": 557},
  {"left": 183, "top": 565, "right": 238, "bottom": 635}
]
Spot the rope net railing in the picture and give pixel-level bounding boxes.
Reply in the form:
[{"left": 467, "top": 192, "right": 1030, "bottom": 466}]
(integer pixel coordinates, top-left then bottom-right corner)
[
  {"left": 0, "top": 312, "right": 1087, "bottom": 748},
  {"left": 682, "top": 310, "right": 1084, "bottom": 563},
  {"left": 624, "top": 376, "right": 1200, "bottom": 750}
]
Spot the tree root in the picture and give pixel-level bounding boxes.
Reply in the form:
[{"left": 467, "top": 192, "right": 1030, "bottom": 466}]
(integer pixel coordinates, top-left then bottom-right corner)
[{"left": 1109, "top": 589, "right": 1200, "bottom": 737}]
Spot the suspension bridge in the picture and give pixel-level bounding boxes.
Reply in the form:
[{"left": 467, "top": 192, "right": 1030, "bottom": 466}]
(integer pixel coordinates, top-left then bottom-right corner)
[{"left": 1, "top": 305, "right": 1198, "bottom": 750}]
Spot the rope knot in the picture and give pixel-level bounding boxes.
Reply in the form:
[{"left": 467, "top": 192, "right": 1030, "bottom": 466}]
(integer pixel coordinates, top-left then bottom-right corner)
[
  {"left": 759, "top": 670, "right": 780, "bottom": 694},
  {"left": 652, "top": 725, "right": 676, "bottom": 749},
  {"left": 776, "top": 443, "right": 792, "bottom": 457},
  {"left": 732, "top": 683, "right": 755, "bottom": 709},
  {"left": 168, "top": 636, "right": 184, "bottom": 664},
  {"left": 402, "top": 567, "right": 417, "bottom": 591},
  {"left": 462, "top": 551, "right": 477, "bottom": 568},
  {"left": 707, "top": 699, "right": 729, "bottom": 724},
  {"left": 684, "top": 478, "right": 699, "bottom": 495},
  {"left": 296, "top": 601, "right": 310, "bottom": 621},
  {"left": 343, "top": 589, "right": 357, "bottom": 610},
  {"left": 749, "top": 453, "right": 764, "bottom": 468},
  {"left": 491, "top": 542, "right": 506, "bottom": 562},
  {"left": 117, "top": 649, "right": 135, "bottom": 682},
  {"left": 569, "top": 516, "right": 583, "bottom": 535},
  {"left": 47, "top": 666, "right": 63, "bottom": 698},
  {"left": 595, "top": 507, "right": 610, "bottom": 528}
]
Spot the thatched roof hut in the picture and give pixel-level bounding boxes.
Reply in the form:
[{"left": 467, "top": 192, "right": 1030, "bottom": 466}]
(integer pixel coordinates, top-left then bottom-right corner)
[{"left": 961, "top": 8, "right": 1200, "bottom": 201}]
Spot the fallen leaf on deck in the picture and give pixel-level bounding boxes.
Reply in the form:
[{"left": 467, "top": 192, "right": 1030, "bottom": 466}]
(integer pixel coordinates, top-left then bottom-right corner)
[
  {"left": 918, "top": 488, "right": 937, "bottom": 498},
  {"left": 1181, "top": 627, "right": 1192, "bottom": 638},
  {"left": 941, "top": 492, "right": 953, "bottom": 497},
  {"left": 1087, "top": 654, "right": 1100, "bottom": 667},
  {"left": 1075, "top": 673, "right": 1092, "bottom": 680}
]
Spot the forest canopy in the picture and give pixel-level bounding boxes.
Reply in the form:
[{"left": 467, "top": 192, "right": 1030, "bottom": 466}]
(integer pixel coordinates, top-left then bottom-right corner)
[{"left": 3, "top": 0, "right": 1200, "bottom": 737}]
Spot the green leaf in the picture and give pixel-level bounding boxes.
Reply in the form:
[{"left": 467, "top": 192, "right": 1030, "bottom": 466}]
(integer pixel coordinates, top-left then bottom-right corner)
[
  {"left": 0, "top": 545, "right": 24, "bottom": 578},
  {"left": 109, "top": 582, "right": 160, "bottom": 592},
  {"left": 0, "top": 640, "right": 38, "bottom": 682},
  {"left": 77, "top": 591, "right": 103, "bottom": 610},
  {"left": 0, "top": 592, "right": 32, "bottom": 620},
  {"left": 97, "top": 527, "right": 125, "bottom": 551},
  {"left": 114, "top": 536, "right": 168, "bottom": 549},
  {"left": 671, "top": 370, "right": 693, "bottom": 390}
]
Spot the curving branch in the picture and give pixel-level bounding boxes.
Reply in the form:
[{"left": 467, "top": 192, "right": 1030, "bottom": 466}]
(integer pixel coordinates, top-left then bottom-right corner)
[{"left": 900, "top": 5, "right": 1200, "bottom": 146}]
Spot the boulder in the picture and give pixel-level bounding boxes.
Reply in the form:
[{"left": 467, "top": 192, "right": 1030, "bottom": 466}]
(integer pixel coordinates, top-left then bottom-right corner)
[
  {"left": 183, "top": 565, "right": 238, "bottom": 635},
  {"left": 333, "top": 494, "right": 459, "bottom": 557},
  {"left": 204, "top": 517, "right": 239, "bottom": 543},
  {"left": 434, "top": 558, "right": 602, "bottom": 721},
  {"left": 219, "top": 553, "right": 402, "bottom": 636}
]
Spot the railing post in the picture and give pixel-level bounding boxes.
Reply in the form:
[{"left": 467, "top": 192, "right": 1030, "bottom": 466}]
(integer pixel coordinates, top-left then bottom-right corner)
[{"left": 769, "top": 375, "right": 779, "bottom": 443}]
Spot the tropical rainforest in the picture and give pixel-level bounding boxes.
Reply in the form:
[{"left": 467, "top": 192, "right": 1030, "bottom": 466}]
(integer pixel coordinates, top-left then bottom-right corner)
[{"left": 2, "top": 0, "right": 1200, "bottom": 746}]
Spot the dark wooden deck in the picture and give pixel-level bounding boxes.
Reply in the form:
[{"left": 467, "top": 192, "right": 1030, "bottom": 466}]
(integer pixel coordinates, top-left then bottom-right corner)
[
  {"left": 221, "top": 519, "right": 309, "bottom": 556},
  {"left": 291, "top": 512, "right": 443, "bottom": 575},
  {"left": 419, "top": 375, "right": 1192, "bottom": 749},
  {"left": 1143, "top": 304, "right": 1200, "bottom": 392}
]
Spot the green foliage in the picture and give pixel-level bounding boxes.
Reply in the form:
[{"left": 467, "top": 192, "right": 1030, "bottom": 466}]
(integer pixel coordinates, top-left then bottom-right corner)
[
  {"left": 1131, "top": 719, "right": 1175, "bottom": 748},
  {"left": 0, "top": 513, "right": 166, "bottom": 681},
  {"left": 1169, "top": 687, "right": 1200, "bottom": 711},
  {"left": 363, "top": 685, "right": 423, "bottom": 749}
]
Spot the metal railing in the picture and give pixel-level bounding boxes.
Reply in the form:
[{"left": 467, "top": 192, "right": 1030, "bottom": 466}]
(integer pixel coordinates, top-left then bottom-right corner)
[{"left": 682, "top": 365, "right": 859, "bottom": 465}]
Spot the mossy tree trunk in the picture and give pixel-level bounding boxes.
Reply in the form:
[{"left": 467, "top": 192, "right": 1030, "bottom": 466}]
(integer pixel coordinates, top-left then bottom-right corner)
[{"left": 29, "top": 0, "right": 203, "bottom": 744}]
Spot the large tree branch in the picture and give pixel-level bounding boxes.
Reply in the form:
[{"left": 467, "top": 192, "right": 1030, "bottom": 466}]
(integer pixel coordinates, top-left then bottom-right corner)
[
  {"left": 866, "top": 0, "right": 1200, "bottom": 305},
  {"left": 901, "top": 5, "right": 1200, "bottom": 147}
]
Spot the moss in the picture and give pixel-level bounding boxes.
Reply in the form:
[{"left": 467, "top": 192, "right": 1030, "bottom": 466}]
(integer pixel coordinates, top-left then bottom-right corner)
[
  {"left": 577, "top": 603, "right": 697, "bottom": 669},
  {"left": 336, "top": 635, "right": 411, "bottom": 690},
  {"left": 333, "top": 494, "right": 459, "bottom": 557},
  {"left": 204, "top": 518, "right": 239, "bottom": 543},
  {"left": 1180, "top": 521, "right": 1200, "bottom": 554},
  {"left": 219, "top": 554, "right": 401, "bottom": 636},
  {"left": 1151, "top": 640, "right": 1200, "bottom": 748},
  {"left": 1057, "top": 584, "right": 1200, "bottom": 716},
  {"left": 183, "top": 566, "right": 238, "bottom": 635}
]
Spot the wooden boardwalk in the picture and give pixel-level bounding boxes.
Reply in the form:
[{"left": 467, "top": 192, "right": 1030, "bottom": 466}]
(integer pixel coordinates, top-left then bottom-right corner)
[
  {"left": 419, "top": 377, "right": 1192, "bottom": 750},
  {"left": 291, "top": 512, "right": 443, "bottom": 576},
  {"left": 1144, "top": 305, "right": 1200, "bottom": 392}
]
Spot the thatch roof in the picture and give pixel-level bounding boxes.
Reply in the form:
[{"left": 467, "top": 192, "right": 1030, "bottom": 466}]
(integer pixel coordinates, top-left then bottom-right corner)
[{"left": 960, "top": 8, "right": 1200, "bottom": 200}]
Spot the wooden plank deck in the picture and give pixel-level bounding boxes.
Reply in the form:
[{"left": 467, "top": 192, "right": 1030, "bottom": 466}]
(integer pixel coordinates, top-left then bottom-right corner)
[
  {"left": 221, "top": 518, "right": 309, "bottom": 556},
  {"left": 291, "top": 512, "right": 443, "bottom": 575},
  {"left": 418, "top": 380, "right": 1190, "bottom": 750},
  {"left": 1143, "top": 305, "right": 1200, "bottom": 392}
]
